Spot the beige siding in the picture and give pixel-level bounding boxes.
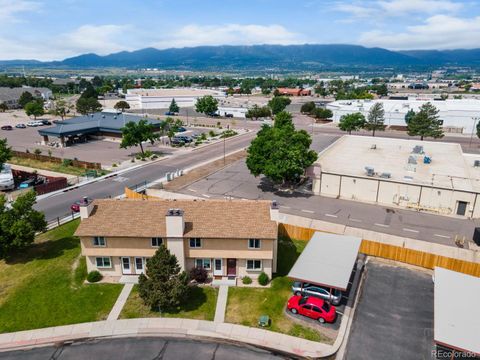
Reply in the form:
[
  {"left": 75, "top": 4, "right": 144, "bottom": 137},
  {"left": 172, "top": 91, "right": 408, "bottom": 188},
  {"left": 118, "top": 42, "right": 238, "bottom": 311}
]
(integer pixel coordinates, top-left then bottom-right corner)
[
  {"left": 419, "top": 188, "right": 476, "bottom": 216},
  {"left": 340, "top": 177, "right": 378, "bottom": 202},
  {"left": 86, "top": 256, "right": 122, "bottom": 276},
  {"left": 320, "top": 173, "right": 340, "bottom": 197},
  {"left": 377, "top": 182, "right": 421, "bottom": 207}
]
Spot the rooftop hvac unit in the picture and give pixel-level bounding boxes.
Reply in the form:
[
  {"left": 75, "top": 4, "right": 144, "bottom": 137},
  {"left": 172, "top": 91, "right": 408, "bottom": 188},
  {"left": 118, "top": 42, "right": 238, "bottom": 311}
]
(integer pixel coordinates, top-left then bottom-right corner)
[
  {"left": 408, "top": 156, "right": 417, "bottom": 165},
  {"left": 370, "top": 144, "right": 377, "bottom": 150},
  {"left": 412, "top": 145, "right": 424, "bottom": 154},
  {"left": 380, "top": 172, "right": 391, "bottom": 179},
  {"left": 474, "top": 160, "right": 480, "bottom": 167},
  {"left": 365, "top": 166, "right": 375, "bottom": 176},
  {"left": 424, "top": 156, "right": 432, "bottom": 164}
]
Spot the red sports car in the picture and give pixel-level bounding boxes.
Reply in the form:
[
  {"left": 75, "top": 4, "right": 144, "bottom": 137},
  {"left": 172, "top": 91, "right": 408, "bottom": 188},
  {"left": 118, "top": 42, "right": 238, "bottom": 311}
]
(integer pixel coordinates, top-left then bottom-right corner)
[
  {"left": 70, "top": 198, "right": 91, "bottom": 212},
  {"left": 287, "top": 295, "right": 336, "bottom": 323}
]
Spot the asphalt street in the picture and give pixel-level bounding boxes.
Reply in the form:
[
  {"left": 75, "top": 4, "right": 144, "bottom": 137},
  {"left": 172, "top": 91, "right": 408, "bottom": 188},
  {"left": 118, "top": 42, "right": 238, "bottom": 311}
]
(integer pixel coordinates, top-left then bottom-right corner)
[
  {"left": 344, "top": 260, "right": 434, "bottom": 360},
  {"left": 34, "top": 132, "right": 255, "bottom": 221},
  {"left": 0, "top": 337, "right": 287, "bottom": 360}
]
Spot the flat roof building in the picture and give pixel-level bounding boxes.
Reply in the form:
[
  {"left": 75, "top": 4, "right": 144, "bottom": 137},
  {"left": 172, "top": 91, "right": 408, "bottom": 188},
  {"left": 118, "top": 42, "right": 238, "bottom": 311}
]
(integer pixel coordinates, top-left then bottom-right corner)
[
  {"left": 125, "top": 88, "right": 226, "bottom": 110},
  {"left": 327, "top": 98, "right": 480, "bottom": 134},
  {"left": 312, "top": 135, "right": 480, "bottom": 218}
]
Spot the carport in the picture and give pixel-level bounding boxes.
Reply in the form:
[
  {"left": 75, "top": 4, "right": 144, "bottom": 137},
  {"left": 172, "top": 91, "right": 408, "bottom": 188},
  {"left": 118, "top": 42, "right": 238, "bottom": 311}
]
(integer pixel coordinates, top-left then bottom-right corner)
[
  {"left": 434, "top": 267, "right": 480, "bottom": 357},
  {"left": 288, "top": 232, "right": 362, "bottom": 292}
]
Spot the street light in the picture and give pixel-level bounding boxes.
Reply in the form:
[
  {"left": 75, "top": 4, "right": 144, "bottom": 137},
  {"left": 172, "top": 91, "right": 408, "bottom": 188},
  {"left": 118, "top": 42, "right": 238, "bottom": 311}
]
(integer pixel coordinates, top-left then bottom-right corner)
[{"left": 469, "top": 116, "right": 480, "bottom": 149}]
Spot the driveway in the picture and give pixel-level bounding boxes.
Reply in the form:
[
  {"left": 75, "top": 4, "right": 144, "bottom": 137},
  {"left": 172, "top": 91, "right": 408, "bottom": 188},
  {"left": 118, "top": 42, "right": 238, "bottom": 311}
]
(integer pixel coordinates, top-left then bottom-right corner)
[
  {"left": 344, "top": 260, "right": 434, "bottom": 360},
  {"left": 0, "top": 337, "right": 287, "bottom": 360}
]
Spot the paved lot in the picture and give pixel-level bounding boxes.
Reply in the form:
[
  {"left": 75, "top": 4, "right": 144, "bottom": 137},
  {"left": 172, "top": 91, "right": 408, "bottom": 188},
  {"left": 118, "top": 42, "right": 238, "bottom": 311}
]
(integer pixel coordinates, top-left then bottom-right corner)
[
  {"left": 0, "top": 337, "right": 287, "bottom": 360},
  {"left": 344, "top": 260, "right": 434, "bottom": 360}
]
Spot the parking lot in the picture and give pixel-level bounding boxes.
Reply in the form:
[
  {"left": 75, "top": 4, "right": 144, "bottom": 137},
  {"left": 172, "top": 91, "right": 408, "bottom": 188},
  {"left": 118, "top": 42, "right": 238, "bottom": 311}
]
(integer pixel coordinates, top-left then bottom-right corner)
[{"left": 344, "top": 259, "right": 434, "bottom": 360}]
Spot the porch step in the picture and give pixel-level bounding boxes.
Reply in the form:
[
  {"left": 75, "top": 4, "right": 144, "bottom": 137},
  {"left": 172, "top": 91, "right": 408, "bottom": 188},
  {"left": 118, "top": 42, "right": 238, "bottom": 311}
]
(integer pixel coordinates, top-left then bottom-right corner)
[
  {"left": 119, "top": 275, "right": 139, "bottom": 284},
  {"left": 212, "top": 277, "right": 237, "bottom": 286}
]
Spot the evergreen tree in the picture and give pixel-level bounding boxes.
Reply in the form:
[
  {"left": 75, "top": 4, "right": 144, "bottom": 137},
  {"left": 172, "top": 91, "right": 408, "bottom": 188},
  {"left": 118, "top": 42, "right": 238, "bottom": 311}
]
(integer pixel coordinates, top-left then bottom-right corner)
[
  {"left": 407, "top": 102, "right": 444, "bottom": 141},
  {"left": 18, "top": 91, "right": 34, "bottom": 108},
  {"left": 365, "top": 103, "right": 385, "bottom": 137},
  {"left": 169, "top": 98, "right": 180, "bottom": 113},
  {"left": 405, "top": 109, "right": 416, "bottom": 124},
  {"left": 138, "top": 245, "right": 189, "bottom": 311}
]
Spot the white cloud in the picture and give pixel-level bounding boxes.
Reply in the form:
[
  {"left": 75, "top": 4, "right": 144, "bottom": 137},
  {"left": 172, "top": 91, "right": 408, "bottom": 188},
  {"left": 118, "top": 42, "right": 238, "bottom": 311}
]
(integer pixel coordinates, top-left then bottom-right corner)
[
  {"left": 58, "top": 24, "right": 131, "bottom": 55},
  {"left": 359, "top": 15, "right": 480, "bottom": 50},
  {"left": 152, "top": 24, "right": 304, "bottom": 48},
  {"left": 0, "top": 0, "right": 41, "bottom": 22}
]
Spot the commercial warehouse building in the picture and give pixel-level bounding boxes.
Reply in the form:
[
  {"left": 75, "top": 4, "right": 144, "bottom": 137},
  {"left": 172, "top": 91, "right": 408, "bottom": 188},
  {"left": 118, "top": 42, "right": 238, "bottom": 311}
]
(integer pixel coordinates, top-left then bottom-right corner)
[
  {"left": 38, "top": 111, "right": 162, "bottom": 147},
  {"left": 327, "top": 98, "right": 480, "bottom": 134},
  {"left": 312, "top": 136, "right": 480, "bottom": 219},
  {"left": 125, "top": 88, "right": 226, "bottom": 110}
]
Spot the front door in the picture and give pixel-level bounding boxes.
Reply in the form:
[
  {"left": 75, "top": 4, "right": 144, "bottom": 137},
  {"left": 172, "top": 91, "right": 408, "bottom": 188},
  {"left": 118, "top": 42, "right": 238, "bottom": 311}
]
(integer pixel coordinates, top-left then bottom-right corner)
[
  {"left": 121, "top": 257, "right": 132, "bottom": 275},
  {"left": 456, "top": 201, "right": 468, "bottom": 216},
  {"left": 227, "top": 258, "right": 236, "bottom": 276},
  {"left": 214, "top": 258, "right": 223, "bottom": 276},
  {"left": 134, "top": 257, "right": 145, "bottom": 274}
]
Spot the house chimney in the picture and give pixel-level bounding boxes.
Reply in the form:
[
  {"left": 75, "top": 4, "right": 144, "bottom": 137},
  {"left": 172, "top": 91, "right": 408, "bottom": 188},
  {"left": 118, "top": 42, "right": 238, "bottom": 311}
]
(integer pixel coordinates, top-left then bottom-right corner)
[
  {"left": 165, "top": 208, "right": 185, "bottom": 237},
  {"left": 79, "top": 197, "right": 94, "bottom": 219},
  {"left": 270, "top": 200, "right": 279, "bottom": 222}
]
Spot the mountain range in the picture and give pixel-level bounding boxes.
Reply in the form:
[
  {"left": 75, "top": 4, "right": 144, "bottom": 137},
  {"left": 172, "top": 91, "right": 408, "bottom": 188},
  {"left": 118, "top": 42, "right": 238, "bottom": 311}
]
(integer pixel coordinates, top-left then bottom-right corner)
[{"left": 2, "top": 44, "right": 480, "bottom": 70}]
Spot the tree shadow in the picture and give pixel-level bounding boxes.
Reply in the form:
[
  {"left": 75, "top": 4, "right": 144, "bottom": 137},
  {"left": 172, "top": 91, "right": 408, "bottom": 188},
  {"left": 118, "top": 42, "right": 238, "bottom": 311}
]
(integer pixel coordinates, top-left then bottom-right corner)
[
  {"left": 257, "top": 178, "right": 314, "bottom": 199},
  {"left": 275, "top": 237, "right": 303, "bottom": 278},
  {"left": 5, "top": 236, "right": 78, "bottom": 265},
  {"left": 162, "top": 286, "right": 208, "bottom": 314}
]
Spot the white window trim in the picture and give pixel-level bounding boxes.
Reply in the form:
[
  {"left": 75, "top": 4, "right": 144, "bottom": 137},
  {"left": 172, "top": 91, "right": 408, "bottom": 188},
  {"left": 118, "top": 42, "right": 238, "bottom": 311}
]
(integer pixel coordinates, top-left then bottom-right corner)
[
  {"left": 195, "top": 258, "right": 211, "bottom": 270},
  {"left": 151, "top": 237, "right": 162, "bottom": 247},
  {"left": 246, "top": 259, "right": 262, "bottom": 271},
  {"left": 248, "top": 238, "right": 261, "bottom": 249},
  {"left": 93, "top": 236, "right": 106, "bottom": 247},
  {"left": 189, "top": 238, "right": 202, "bottom": 248},
  {"left": 96, "top": 256, "right": 112, "bottom": 268}
]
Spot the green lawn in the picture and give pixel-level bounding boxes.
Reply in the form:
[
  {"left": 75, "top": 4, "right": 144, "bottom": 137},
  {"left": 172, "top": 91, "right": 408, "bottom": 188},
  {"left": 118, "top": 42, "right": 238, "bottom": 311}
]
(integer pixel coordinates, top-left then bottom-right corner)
[
  {"left": 0, "top": 220, "right": 123, "bottom": 333},
  {"left": 225, "top": 238, "right": 332, "bottom": 343},
  {"left": 8, "top": 157, "right": 90, "bottom": 176},
  {"left": 120, "top": 285, "right": 218, "bottom": 321}
]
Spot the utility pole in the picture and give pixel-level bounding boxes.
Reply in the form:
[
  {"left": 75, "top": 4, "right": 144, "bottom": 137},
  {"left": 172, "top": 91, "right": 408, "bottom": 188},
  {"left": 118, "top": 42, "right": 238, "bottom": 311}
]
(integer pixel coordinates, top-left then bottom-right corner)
[{"left": 469, "top": 116, "right": 479, "bottom": 149}]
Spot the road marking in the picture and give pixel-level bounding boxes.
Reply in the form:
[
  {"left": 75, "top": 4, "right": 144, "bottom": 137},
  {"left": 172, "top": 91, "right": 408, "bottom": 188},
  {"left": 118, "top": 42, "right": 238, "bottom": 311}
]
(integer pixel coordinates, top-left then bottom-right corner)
[
  {"left": 301, "top": 209, "right": 315, "bottom": 214},
  {"left": 374, "top": 223, "right": 389, "bottom": 228},
  {"left": 280, "top": 205, "right": 291, "bottom": 209},
  {"left": 349, "top": 218, "right": 362, "bottom": 223},
  {"left": 434, "top": 234, "right": 451, "bottom": 239},
  {"left": 202, "top": 194, "right": 211, "bottom": 198},
  {"left": 112, "top": 176, "right": 128, "bottom": 183},
  {"left": 403, "top": 228, "right": 419, "bottom": 233},
  {"left": 188, "top": 189, "right": 197, "bottom": 192},
  {"left": 325, "top": 213, "right": 338, "bottom": 218}
]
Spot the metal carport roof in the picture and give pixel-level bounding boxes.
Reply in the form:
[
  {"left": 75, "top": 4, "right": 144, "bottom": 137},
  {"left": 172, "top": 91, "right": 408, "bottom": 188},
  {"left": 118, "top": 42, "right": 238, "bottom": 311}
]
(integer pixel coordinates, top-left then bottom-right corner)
[
  {"left": 434, "top": 267, "right": 480, "bottom": 356},
  {"left": 287, "top": 232, "right": 362, "bottom": 291}
]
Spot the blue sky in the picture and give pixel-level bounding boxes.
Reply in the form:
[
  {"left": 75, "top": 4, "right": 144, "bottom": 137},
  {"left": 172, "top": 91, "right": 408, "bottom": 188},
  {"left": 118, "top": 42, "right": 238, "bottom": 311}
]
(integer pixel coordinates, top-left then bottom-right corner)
[{"left": 1, "top": 0, "right": 480, "bottom": 60}]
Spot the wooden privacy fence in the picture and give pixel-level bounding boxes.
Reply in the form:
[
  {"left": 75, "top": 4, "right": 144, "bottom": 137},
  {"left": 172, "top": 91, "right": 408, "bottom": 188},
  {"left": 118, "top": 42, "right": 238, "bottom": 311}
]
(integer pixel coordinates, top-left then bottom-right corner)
[
  {"left": 278, "top": 223, "right": 480, "bottom": 277},
  {"left": 12, "top": 150, "right": 101, "bottom": 170}
]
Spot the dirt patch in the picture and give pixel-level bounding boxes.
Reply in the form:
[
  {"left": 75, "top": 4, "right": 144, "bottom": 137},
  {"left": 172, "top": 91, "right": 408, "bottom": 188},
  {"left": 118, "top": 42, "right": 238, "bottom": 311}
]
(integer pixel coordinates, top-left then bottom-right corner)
[{"left": 161, "top": 150, "right": 246, "bottom": 191}]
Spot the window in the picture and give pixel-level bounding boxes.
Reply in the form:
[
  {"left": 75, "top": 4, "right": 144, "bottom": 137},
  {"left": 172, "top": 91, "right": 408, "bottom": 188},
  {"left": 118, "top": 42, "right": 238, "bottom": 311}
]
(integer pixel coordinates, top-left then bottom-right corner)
[
  {"left": 248, "top": 239, "right": 261, "bottom": 249},
  {"left": 189, "top": 238, "right": 202, "bottom": 248},
  {"left": 151, "top": 237, "right": 163, "bottom": 247},
  {"left": 93, "top": 236, "right": 106, "bottom": 247},
  {"left": 95, "top": 257, "right": 111, "bottom": 268},
  {"left": 195, "top": 258, "right": 211, "bottom": 269},
  {"left": 246, "top": 259, "right": 262, "bottom": 271}
]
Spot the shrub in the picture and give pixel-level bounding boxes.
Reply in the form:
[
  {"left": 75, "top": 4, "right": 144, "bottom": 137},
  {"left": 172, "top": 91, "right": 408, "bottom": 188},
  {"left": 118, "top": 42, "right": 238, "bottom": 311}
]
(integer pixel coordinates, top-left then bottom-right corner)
[
  {"left": 242, "top": 276, "right": 252, "bottom": 285},
  {"left": 208, "top": 130, "right": 216, "bottom": 137},
  {"left": 200, "top": 133, "right": 207, "bottom": 140},
  {"left": 112, "top": 163, "right": 118, "bottom": 167},
  {"left": 33, "top": 148, "right": 42, "bottom": 155},
  {"left": 190, "top": 266, "right": 208, "bottom": 283},
  {"left": 258, "top": 272, "right": 269, "bottom": 286},
  {"left": 25, "top": 149, "right": 30, "bottom": 153},
  {"left": 151, "top": 155, "right": 158, "bottom": 159},
  {"left": 62, "top": 158, "right": 72, "bottom": 166},
  {"left": 143, "top": 150, "right": 153, "bottom": 158},
  {"left": 86, "top": 270, "right": 102, "bottom": 283}
]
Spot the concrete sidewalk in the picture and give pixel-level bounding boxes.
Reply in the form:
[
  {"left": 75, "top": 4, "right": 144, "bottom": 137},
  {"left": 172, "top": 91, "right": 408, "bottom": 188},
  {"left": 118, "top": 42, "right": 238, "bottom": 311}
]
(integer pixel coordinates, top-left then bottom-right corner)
[
  {"left": 107, "top": 283, "right": 134, "bottom": 321},
  {"left": 0, "top": 317, "right": 336, "bottom": 358},
  {"left": 214, "top": 285, "right": 228, "bottom": 323}
]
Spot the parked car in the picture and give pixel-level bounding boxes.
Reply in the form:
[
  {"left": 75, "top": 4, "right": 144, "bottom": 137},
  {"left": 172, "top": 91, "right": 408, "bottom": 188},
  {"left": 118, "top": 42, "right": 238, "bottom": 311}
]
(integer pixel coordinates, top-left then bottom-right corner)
[
  {"left": 27, "top": 121, "right": 43, "bottom": 127},
  {"left": 52, "top": 120, "right": 63, "bottom": 124},
  {"left": 164, "top": 111, "right": 177, "bottom": 116},
  {"left": 0, "top": 164, "right": 14, "bottom": 191},
  {"left": 173, "top": 135, "right": 193, "bottom": 143},
  {"left": 19, "top": 178, "right": 36, "bottom": 189},
  {"left": 15, "top": 123, "right": 26, "bottom": 129},
  {"left": 225, "top": 113, "right": 234, "bottom": 118},
  {"left": 40, "top": 120, "right": 52, "bottom": 125},
  {"left": 207, "top": 112, "right": 220, "bottom": 117},
  {"left": 1, "top": 125, "right": 13, "bottom": 130},
  {"left": 176, "top": 126, "right": 187, "bottom": 132},
  {"left": 71, "top": 197, "right": 91, "bottom": 212},
  {"left": 292, "top": 282, "right": 343, "bottom": 305},
  {"left": 287, "top": 295, "right": 336, "bottom": 323}
]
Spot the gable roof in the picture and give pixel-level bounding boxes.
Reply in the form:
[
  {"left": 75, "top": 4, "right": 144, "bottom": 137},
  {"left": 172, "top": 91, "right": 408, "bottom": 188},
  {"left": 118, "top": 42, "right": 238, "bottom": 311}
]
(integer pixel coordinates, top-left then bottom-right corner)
[{"left": 74, "top": 198, "right": 278, "bottom": 239}]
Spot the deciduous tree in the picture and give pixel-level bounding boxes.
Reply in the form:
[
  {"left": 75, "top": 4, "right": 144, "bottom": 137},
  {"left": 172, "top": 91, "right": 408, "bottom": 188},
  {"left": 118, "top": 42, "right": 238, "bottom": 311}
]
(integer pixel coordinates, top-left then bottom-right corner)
[
  {"left": 76, "top": 97, "right": 102, "bottom": 115},
  {"left": 246, "top": 111, "right": 317, "bottom": 186},
  {"left": 138, "top": 245, "right": 189, "bottom": 311},
  {"left": 268, "top": 96, "right": 291, "bottom": 115},
  {"left": 18, "top": 91, "right": 34, "bottom": 108},
  {"left": 54, "top": 99, "right": 73, "bottom": 120},
  {"left": 0, "top": 138, "right": 12, "bottom": 170},
  {"left": 25, "top": 101, "right": 44, "bottom": 119},
  {"left": 120, "top": 119, "right": 160, "bottom": 155},
  {"left": 195, "top": 95, "right": 218, "bottom": 115},
  {"left": 339, "top": 112, "right": 366, "bottom": 134},
  {"left": 407, "top": 102, "right": 444, "bottom": 141},
  {"left": 245, "top": 105, "right": 271, "bottom": 120},
  {"left": 114, "top": 100, "right": 130, "bottom": 112},
  {"left": 300, "top": 101, "right": 316, "bottom": 114}
]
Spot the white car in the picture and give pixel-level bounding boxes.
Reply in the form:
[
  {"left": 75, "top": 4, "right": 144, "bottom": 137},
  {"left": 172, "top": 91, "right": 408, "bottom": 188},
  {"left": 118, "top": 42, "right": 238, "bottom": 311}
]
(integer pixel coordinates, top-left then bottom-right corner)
[
  {"left": 27, "top": 121, "right": 43, "bottom": 127},
  {"left": 0, "top": 164, "right": 14, "bottom": 191}
]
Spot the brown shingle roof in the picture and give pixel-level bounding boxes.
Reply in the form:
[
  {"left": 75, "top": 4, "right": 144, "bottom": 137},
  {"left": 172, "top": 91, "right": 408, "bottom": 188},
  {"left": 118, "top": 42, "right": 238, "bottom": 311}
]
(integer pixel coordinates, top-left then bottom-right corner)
[{"left": 74, "top": 198, "right": 278, "bottom": 239}]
